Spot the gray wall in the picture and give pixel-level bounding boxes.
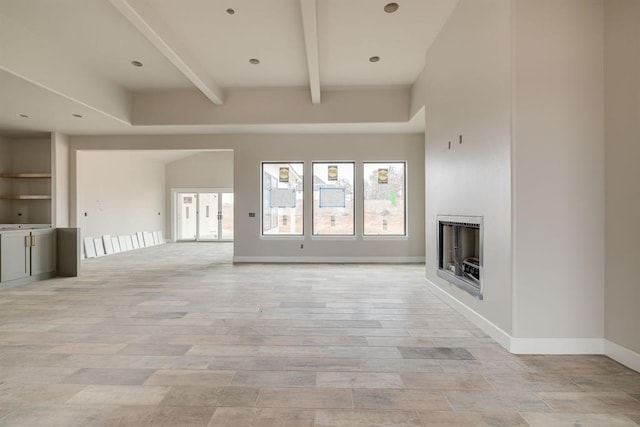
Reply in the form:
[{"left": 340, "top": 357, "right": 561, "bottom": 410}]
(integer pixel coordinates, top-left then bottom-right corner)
[
  {"left": 424, "top": 0, "right": 513, "bottom": 334},
  {"left": 0, "top": 136, "right": 11, "bottom": 222},
  {"left": 165, "top": 150, "right": 234, "bottom": 240},
  {"left": 70, "top": 133, "right": 425, "bottom": 262},
  {"left": 604, "top": 0, "right": 640, "bottom": 354},
  {"left": 233, "top": 134, "right": 425, "bottom": 261},
  {"left": 52, "top": 132, "right": 70, "bottom": 227},
  {"left": 512, "top": 0, "right": 605, "bottom": 340},
  {"left": 425, "top": 0, "right": 607, "bottom": 345}
]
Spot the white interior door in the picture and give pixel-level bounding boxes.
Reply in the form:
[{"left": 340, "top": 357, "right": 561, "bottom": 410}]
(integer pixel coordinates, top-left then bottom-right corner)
[
  {"left": 175, "top": 190, "right": 233, "bottom": 241},
  {"left": 177, "top": 192, "right": 197, "bottom": 241},
  {"left": 220, "top": 192, "right": 234, "bottom": 240},
  {"left": 197, "top": 193, "right": 219, "bottom": 240}
]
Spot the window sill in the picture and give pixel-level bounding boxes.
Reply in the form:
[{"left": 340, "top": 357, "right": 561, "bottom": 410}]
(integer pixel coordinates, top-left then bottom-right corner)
[
  {"left": 311, "top": 235, "right": 358, "bottom": 241},
  {"left": 362, "top": 235, "right": 409, "bottom": 241}
]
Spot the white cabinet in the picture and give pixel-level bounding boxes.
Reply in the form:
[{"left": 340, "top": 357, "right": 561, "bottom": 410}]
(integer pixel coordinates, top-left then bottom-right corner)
[{"left": 0, "top": 228, "right": 56, "bottom": 284}]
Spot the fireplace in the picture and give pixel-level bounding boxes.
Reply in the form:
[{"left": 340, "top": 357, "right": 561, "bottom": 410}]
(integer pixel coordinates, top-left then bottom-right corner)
[{"left": 437, "top": 215, "right": 483, "bottom": 299}]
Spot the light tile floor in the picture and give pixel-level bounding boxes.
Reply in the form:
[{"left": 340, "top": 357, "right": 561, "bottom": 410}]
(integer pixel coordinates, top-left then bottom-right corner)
[{"left": 0, "top": 243, "right": 638, "bottom": 426}]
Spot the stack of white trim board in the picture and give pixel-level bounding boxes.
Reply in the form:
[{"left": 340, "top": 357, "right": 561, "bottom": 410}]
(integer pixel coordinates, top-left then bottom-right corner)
[{"left": 82, "top": 231, "right": 164, "bottom": 259}]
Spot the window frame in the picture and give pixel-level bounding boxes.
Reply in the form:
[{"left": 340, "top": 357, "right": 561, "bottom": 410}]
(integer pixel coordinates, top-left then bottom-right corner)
[
  {"left": 362, "top": 161, "right": 408, "bottom": 238},
  {"left": 260, "top": 161, "right": 305, "bottom": 238},
  {"left": 311, "top": 161, "right": 356, "bottom": 237}
]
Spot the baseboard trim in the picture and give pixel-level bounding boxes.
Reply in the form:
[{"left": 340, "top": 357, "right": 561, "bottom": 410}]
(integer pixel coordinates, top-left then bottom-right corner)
[
  {"left": 425, "top": 278, "right": 621, "bottom": 358},
  {"left": 605, "top": 340, "right": 640, "bottom": 372},
  {"left": 424, "top": 278, "right": 512, "bottom": 350},
  {"left": 233, "top": 256, "right": 425, "bottom": 264},
  {"left": 0, "top": 271, "right": 57, "bottom": 290},
  {"left": 510, "top": 338, "right": 604, "bottom": 355}
]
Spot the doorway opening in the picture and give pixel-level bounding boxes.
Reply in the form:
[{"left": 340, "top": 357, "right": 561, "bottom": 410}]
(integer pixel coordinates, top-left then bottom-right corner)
[{"left": 173, "top": 189, "right": 234, "bottom": 241}]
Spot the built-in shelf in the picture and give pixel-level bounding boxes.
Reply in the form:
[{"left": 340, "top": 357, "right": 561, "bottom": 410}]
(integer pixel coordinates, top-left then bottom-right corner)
[
  {"left": 0, "top": 195, "right": 52, "bottom": 200},
  {"left": 0, "top": 173, "right": 52, "bottom": 179}
]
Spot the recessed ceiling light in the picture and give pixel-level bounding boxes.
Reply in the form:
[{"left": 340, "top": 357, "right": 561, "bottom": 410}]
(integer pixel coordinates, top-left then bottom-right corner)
[
  {"left": 16, "top": 113, "right": 29, "bottom": 118},
  {"left": 226, "top": 8, "right": 235, "bottom": 15},
  {"left": 72, "top": 113, "right": 83, "bottom": 118},
  {"left": 369, "top": 56, "right": 380, "bottom": 63},
  {"left": 249, "top": 58, "right": 260, "bottom": 65},
  {"left": 384, "top": 2, "right": 399, "bottom": 13},
  {"left": 131, "top": 60, "right": 143, "bottom": 67}
]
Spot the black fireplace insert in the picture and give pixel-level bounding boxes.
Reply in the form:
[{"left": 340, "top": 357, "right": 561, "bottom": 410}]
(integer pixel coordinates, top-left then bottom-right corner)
[{"left": 437, "top": 215, "right": 483, "bottom": 299}]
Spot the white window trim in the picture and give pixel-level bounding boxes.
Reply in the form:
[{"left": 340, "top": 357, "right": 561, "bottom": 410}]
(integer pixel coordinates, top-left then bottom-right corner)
[
  {"left": 362, "top": 161, "right": 408, "bottom": 238},
  {"left": 311, "top": 161, "right": 356, "bottom": 237},
  {"left": 260, "top": 161, "right": 305, "bottom": 237}
]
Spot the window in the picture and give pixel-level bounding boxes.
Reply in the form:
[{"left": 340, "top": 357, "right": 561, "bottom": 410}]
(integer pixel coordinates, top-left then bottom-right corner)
[
  {"left": 262, "top": 162, "right": 304, "bottom": 235},
  {"left": 363, "top": 162, "right": 406, "bottom": 236},
  {"left": 313, "top": 162, "right": 354, "bottom": 236}
]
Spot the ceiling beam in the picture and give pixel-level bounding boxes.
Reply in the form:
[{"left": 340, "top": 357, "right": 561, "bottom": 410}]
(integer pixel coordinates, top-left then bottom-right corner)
[
  {"left": 109, "top": 0, "right": 224, "bottom": 105},
  {"left": 300, "top": 0, "right": 321, "bottom": 104}
]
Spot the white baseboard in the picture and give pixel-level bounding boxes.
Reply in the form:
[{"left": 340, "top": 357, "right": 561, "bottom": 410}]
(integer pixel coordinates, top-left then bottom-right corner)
[
  {"left": 510, "top": 338, "right": 604, "bottom": 355},
  {"left": 426, "top": 278, "right": 640, "bottom": 372},
  {"left": 233, "top": 256, "right": 425, "bottom": 264},
  {"left": 605, "top": 340, "right": 640, "bottom": 372},
  {"left": 424, "top": 279, "right": 512, "bottom": 350}
]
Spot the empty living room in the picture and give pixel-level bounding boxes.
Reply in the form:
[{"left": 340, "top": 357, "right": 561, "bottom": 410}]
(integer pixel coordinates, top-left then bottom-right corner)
[{"left": 0, "top": 0, "right": 638, "bottom": 426}]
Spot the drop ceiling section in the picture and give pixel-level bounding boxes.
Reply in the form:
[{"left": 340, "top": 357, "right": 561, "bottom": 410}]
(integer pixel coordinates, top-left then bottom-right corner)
[
  {"left": 129, "top": 0, "right": 310, "bottom": 88},
  {"left": 0, "top": 0, "right": 192, "bottom": 90},
  {"left": 317, "top": 0, "right": 459, "bottom": 87},
  {"left": 0, "top": 70, "right": 131, "bottom": 135}
]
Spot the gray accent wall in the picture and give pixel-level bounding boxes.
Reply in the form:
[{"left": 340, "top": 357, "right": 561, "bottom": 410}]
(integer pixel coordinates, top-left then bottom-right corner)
[{"left": 604, "top": 0, "right": 640, "bottom": 354}]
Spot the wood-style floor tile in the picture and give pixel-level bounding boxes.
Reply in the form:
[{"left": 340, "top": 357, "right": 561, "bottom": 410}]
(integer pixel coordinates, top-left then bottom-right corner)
[
  {"left": 144, "top": 369, "right": 235, "bottom": 387},
  {"left": 62, "top": 368, "right": 155, "bottom": 385},
  {"left": 314, "top": 409, "right": 422, "bottom": 427},
  {"left": 257, "top": 387, "right": 353, "bottom": 409},
  {"left": 208, "top": 407, "right": 314, "bottom": 427},
  {"left": 66, "top": 385, "right": 169, "bottom": 405},
  {"left": 538, "top": 391, "right": 640, "bottom": 414},
  {"left": 352, "top": 388, "right": 450, "bottom": 411},
  {"left": 316, "top": 372, "right": 404, "bottom": 389},
  {"left": 523, "top": 412, "right": 639, "bottom": 426},
  {"left": 418, "top": 410, "right": 529, "bottom": 426},
  {"left": 0, "top": 243, "right": 637, "bottom": 426}
]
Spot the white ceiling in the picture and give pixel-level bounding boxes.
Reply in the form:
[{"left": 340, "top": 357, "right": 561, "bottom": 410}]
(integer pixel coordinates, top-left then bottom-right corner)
[{"left": 0, "top": 0, "right": 459, "bottom": 137}]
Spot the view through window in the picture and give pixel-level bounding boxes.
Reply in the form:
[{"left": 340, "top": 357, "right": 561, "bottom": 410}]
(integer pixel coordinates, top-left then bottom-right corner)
[
  {"left": 313, "top": 162, "right": 354, "bottom": 235},
  {"left": 262, "top": 162, "right": 304, "bottom": 235},
  {"left": 363, "top": 162, "right": 406, "bottom": 236}
]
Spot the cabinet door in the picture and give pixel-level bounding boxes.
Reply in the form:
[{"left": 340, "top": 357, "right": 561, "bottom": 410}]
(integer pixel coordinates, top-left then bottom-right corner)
[
  {"left": 30, "top": 229, "right": 56, "bottom": 276},
  {"left": 0, "top": 232, "right": 31, "bottom": 282}
]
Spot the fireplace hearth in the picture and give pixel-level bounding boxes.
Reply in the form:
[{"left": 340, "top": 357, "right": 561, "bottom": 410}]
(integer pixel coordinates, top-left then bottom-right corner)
[{"left": 437, "top": 215, "right": 483, "bottom": 299}]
